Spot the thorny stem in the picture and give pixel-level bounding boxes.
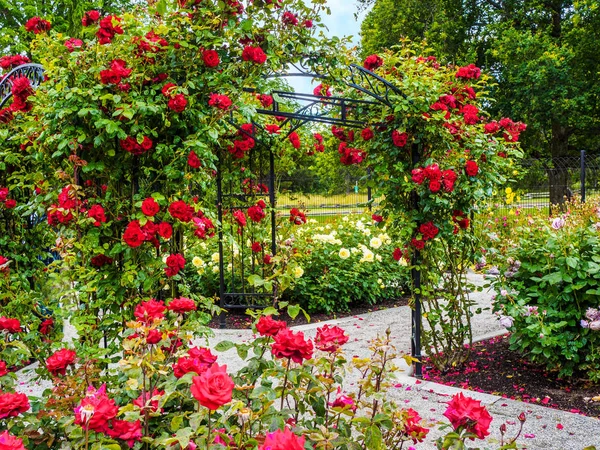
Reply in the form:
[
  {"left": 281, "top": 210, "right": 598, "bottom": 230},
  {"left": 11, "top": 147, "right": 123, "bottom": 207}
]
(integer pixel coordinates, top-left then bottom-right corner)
[
  {"left": 324, "top": 352, "right": 336, "bottom": 427},
  {"left": 280, "top": 357, "right": 291, "bottom": 410}
]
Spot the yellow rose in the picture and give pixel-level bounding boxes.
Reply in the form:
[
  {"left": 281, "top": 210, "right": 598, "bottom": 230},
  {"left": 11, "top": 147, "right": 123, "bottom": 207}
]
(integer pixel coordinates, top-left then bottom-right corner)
[{"left": 339, "top": 248, "right": 350, "bottom": 259}]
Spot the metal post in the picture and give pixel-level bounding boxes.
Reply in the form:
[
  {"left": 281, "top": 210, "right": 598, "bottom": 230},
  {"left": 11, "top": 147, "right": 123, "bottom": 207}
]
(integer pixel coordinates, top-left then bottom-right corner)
[
  {"left": 581, "top": 150, "right": 586, "bottom": 203},
  {"left": 410, "top": 143, "right": 422, "bottom": 378},
  {"left": 367, "top": 167, "right": 372, "bottom": 211},
  {"left": 216, "top": 157, "right": 227, "bottom": 329}
]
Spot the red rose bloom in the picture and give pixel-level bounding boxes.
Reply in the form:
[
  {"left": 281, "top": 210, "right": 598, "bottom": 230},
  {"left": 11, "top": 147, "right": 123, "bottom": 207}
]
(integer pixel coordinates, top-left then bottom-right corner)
[
  {"left": 203, "top": 49, "right": 220, "bottom": 68},
  {"left": 282, "top": 11, "right": 298, "bottom": 26},
  {"left": 169, "top": 200, "right": 194, "bottom": 222},
  {"left": 412, "top": 238, "right": 425, "bottom": 250},
  {"left": 146, "top": 329, "right": 162, "bottom": 345},
  {"left": 191, "top": 363, "right": 235, "bottom": 410},
  {"left": 123, "top": 220, "right": 145, "bottom": 247},
  {"left": 429, "top": 180, "right": 441, "bottom": 193},
  {"left": 165, "top": 253, "right": 185, "bottom": 277},
  {"left": 39, "top": 318, "right": 54, "bottom": 335},
  {"left": 0, "top": 392, "right": 30, "bottom": 419},
  {"left": 248, "top": 205, "right": 266, "bottom": 223},
  {"left": 233, "top": 209, "right": 247, "bottom": 227},
  {"left": 289, "top": 208, "right": 306, "bottom": 225},
  {"left": 242, "top": 46, "right": 267, "bottom": 64},
  {"left": 141, "top": 198, "right": 160, "bottom": 216},
  {"left": 484, "top": 121, "right": 500, "bottom": 134},
  {"left": 0, "top": 431, "right": 25, "bottom": 450},
  {"left": 411, "top": 168, "right": 426, "bottom": 185},
  {"left": 441, "top": 169, "right": 457, "bottom": 192},
  {"left": 465, "top": 160, "right": 479, "bottom": 176},
  {"left": 402, "top": 408, "right": 430, "bottom": 443},
  {"left": 24, "top": 17, "right": 51, "bottom": 34},
  {"left": 271, "top": 328, "right": 313, "bottom": 363},
  {"left": 393, "top": 247, "right": 403, "bottom": 261},
  {"left": 256, "top": 315, "right": 287, "bottom": 337},
  {"left": 363, "top": 54, "right": 383, "bottom": 71},
  {"left": 392, "top": 130, "right": 408, "bottom": 147},
  {"left": 4, "top": 199, "right": 16, "bottom": 209},
  {"left": 87, "top": 204, "right": 106, "bottom": 226},
  {"left": 188, "top": 150, "right": 202, "bottom": 168},
  {"left": 158, "top": 222, "right": 173, "bottom": 239},
  {"left": 161, "top": 82, "right": 177, "bottom": 97},
  {"left": 81, "top": 10, "right": 100, "bottom": 26},
  {"left": 443, "top": 392, "right": 493, "bottom": 440},
  {"left": 313, "top": 84, "right": 332, "bottom": 97},
  {"left": 419, "top": 222, "right": 439, "bottom": 241},
  {"left": 315, "top": 325, "right": 349, "bottom": 352},
  {"left": 133, "top": 388, "right": 164, "bottom": 413},
  {"left": 257, "top": 94, "right": 273, "bottom": 107},
  {"left": 91, "top": 254, "right": 113, "bottom": 268},
  {"left": 208, "top": 93, "right": 232, "bottom": 110},
  {"left": 288, "top": 132, "right": 301, "bottom": 149},
  {"left": 0, "top": 361, "right": 6, "bottom": 377},
  {"left": 167, "top": 297, "right": 196, "bottom": 314},
  {"left": 134, "top": 299, "right": 166, "bottom": 323},
  {"left": 107, "top": 419, "right": 143, "bottom": 448},
  {"left": 259, "top": 428, "right": 306, "bottom": 450},
  {"left": 173, "top": 356, "right": 210, "bottom": 378},
  {"left": 46, "top": 348, "right": 77, "bottom": 376},
  {"left": 65, "top": 38, "right": 84, "bottom": 52},
  {"left": 251, "top": 242, "right": 262, "bottom": 253},
  {"left": 361, "top": 128, "right": 374, "bottom": 140},
  {"left": 455, "top": 64, "right": 481, "bottom": 80},
  {"left": 168, "top": 94, "right": 187, "bottom": 113},
  {"left": 372, "top": 214, "right": 383, "bottom": 223},
  {"left": 74, "top": 385, "right": 118, "bottom": 433},
  {"left": 0, "top": 317, "right": 21, "bottom": 333}
]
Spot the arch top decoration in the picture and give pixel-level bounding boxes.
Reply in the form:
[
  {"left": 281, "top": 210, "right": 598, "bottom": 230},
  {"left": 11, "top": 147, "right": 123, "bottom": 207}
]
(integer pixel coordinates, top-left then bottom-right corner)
[{"left": 0, "top": 63, "right": 45, "bottom": 109}]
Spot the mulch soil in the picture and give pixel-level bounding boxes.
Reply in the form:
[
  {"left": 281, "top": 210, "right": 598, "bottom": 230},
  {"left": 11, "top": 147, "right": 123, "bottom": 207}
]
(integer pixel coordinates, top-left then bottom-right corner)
[
  {"left": 208, "top": 296, "right": 409, "bottom": 329},
  {"left": 423, "top": 334, "right": 600, "bottom": 419}
]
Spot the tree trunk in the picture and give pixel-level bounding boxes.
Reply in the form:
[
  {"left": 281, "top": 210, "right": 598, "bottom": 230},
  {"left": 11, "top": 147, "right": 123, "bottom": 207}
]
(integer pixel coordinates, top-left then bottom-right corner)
[{"left": 548, "top": 121, "right": 570, "bottom": 213}]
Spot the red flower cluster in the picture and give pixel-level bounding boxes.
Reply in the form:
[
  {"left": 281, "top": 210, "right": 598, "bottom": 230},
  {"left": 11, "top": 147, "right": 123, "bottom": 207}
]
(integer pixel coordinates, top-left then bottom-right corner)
[
  {"left": 203, "top": 49, "right": 220, "bottom": 67},
  {"left": 0, "top": 431, "right": 25, "bottom": 450},
  {"left": 167, "top": 297, "right": 196, "bottom": 314},
  {"left": 242, "top": 46, "right": 267, "bottom": 64},
  {"left": 169, "top": 200, "right": 194, "bottom": 222},
  {"left": 393, "top": 247, "right": 403, "bottom": 261},
  {"left": 123, "top": 220, "right": 172, "bottom": 247},
  {"left": 289, "top": 207, "right": 306, "bottom": 225},
  {"left": 165, "top": 253, "right": 185, "bottom": 277},
  {"left": 64, "top": 38, "right": 84, "bottom": 52},
  {"left": 81, "top": 10, "right": 100, "bottom": 27},
  {"left": 188, "top": 150, "right": 202, "bottom": 168},
  {"left": 209, "top": 93, "right": 232, "bottom": 110},
  {"left": 91, "top": 254, "right": 113, "bottom": 268},
  {"left": 107, "top": 419, "right": 142, "bottom": 447},
  {"left": 465, "top": 160, "right": 479, "bottom": 177},
  {"left": 120, "top": 136, "right": 153, "bottom": 155},
  {"left": 331, "top": 125, "right": 352, "bottom": 141},
  {"left": 271, "top": 328, "right": 313, "bottom": 363},
  {"left": 134, "top": 299, "right": 166, "bottom": 323},
  {"left": 0, "top": 391, "right": 29, "bottom": 419},
  {"left": 24, "top": 17, "right": 51, "bottom": 34},
  {"left": 487, "top": 117, "right": 528, "bottom": 142},
  {"left": 228, "top": 123, "right": 256, "bottom": 159},
  {"left": 257, "top": 94, "right": 273, "bottom": 107},
  {"left": 173, "top": 346, "right": 217, "bottom": 378},
  {"left": 193, "top": 213, "right": 215, "bottom": 239},
  {"left": 100, "top": 59, "right": 132, "bottom": 85},
  {"left": 419, "top": 221, "right": 439, "bottom": 241},
  {"left": 248, "top": 201, "right": 267, "bottom": 223},
  {"left": 460, "top": 104, "right": 480, "bottom": 125},
  {"left": 401, "top": 408, "right": 430, "bottom": 443},
  {"left": 0, "top": 317, "right": 19, "bottom": 333},
  {"left": 443, "top": 392, "right": 493, "bottom": 439},
  {"left": 191, "top": 363, "right": 235, "bottom": 410},
  {"left": 0, "top": 55, "right": 30, "bottom": 70},
  {"left": 392, "top": 130, "right": 409, "bottom": 147},
  {"left": 455, "top": 64, "right": 481, "bottom": 80},
  {"left": 312, "top": 133, "right": 324, "bottom": 153},
  {"left": 135, "top": 31, "right": 168, "bottom": 58},
  {"left": 315, "top": 325, "right": 349, "bottom": 352},
  {"left": 39, "top": 318, "right": 54, "bottom": 335},
  {"left": 87, "top": 204, "right": 106, "bottom": 227},
  {"left": 251, "top": 242, "right": 262, "bottom": 253},
  {"left": 233, "top": 209, "right": 247, "bottom": 228},
  {"left": 361, "top": 128, "right": 374, "bottom": 141},
  {"left": 282, "top": 11, "right": 298, "bottom": 26},
  {"left": 74, "top": 384, "right": 118, "bottom": 433},
  {"left": 97, "top": 15, "right": 124, "bottom": 44},
  {"left": 288, "top": 132, "right": 301, "bottom": 149},
  {"left": 46, "top": 348, "right": 77, "bottom": 376},
  {"left": 313, "top": 83, "right": 331, "bottom": 97},
  {"left": 0, "top": 187, "right": 15, "bottom": 209},
  {"left": 411, "top": 164, "right": 457, "bottom": 193},
  {"left": 256, "top": 315, "right": 287, "bottom": 337},
  {"left": 160, "top": 81, "right": 187, "bottom": 113},
  {"left": 363, "top": 54, "right": 383, "bottom": 71},
  {"left": 338, "top": 142, "right": 365, "bottom": 165},
  {"left": 259, "top": 428, "right": 305, "bottom": 450},
  {"left": 452, "top": 210, "right": 470, "bottom": 233},
  {"left": 48, "top": 185, "right": 79, "bottom": 226},
  {"left": 10, "top": 76, "right": 34, "bottom": 112},
  {"left": 242, "top": 179, "right": 269, "bottom": 194}
]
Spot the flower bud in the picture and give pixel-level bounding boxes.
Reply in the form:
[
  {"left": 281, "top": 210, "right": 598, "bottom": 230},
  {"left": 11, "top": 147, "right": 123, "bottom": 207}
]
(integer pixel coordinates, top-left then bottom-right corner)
[
  {"left": 518, "top": 412, "right": 526, "bottom": 422},
  {"left": 499, "top": 423, "right": 507, "bottom": 433}
]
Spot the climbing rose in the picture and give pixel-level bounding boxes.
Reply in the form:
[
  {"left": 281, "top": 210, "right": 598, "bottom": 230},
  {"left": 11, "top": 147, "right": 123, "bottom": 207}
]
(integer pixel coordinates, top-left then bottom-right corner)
[
  {"left": 167, "top": 297, "right": 196, "bottom": 314},
  {"left": 419, "top": 222, "right": 439, "bottom": 241},
  {"left": 282, "top": 11, "right": 298, "bottom": 26},
  {"left": 0, "top": 431, "right": 25, "bottom": 450},
  {"left": 191, "top": 364, "right": 235, "bottom": 410},
  {"left": 208, "top": 93, "right": 232, "bottom": 110},
  {"left": 146, "top": 329, "right": 162, "bottom": 344},
  {"left": 141, "top": 198, "right": 160, "bottom": 216},
  {"left": 158, "top": 222, "right": 173, "bottom": 239},
  {"left": 0, "top": 317, "right": 21, "bottom": 333},
  {"left": 257, "top": 94, "right": 273, "bottom": 107},
  {"left": 393, "top": 248, "right": 403, "bottom": 261},
  {"left": 64, "top": 38, "right": 83, "bottom": 52},
  {"left": 443, "top": 392, "right": 493, "bottom": 440},
  {"left": 165, "top": 253, "right": 185, "bottom": 277},
  {"left": 4, "top": 199, "right": 15, "bottom": 209},
  {"left": 173, "top": 348, "right": 217, "bottom": 378},
  {"left": 0, "top": 392, "right": 29, "bottom": 419},
  {"left": 107, "top": 420, "right": 143, "bottom": 448},
  {"left": 363, "top": 54, "right": 383, "bottom": 71},
  {"left": 241, "top": 46, "right": 267, "bottom": 64},
  {"left": 188, "top": 150, "right": 201, "bottom": 168},
  {"left": 251, "top": 242, "right": 262, "bottom": 253},
  {"left": 314, "top": 325, "right": 349, "bottom": 352},
  {"left": 455, "top": 64, "right": 481, "bottom": 79},
  {"left": 134, "top": 299, "right": 166, "bottom": 323},
  {"left": 289, "top": 208, "right": 306, "bottom": 225},
  {"left": 484, "top": 121, "right": 500, "bottom": 134},
  {"left": 123, "top": 221, "right": 145, "bottom": 247},
  {"left": 24, "top": 17, "right": 51, "bottom": 33},
  {"left": 202, "top": 49, "right": 220, "bottom": 67},
  {"left": 313, "top": 83, "right": 331, "bottom": 97},
  {"left": 74, "top": 385, "right": 118, "bottom": 433},
  {"left": 81, "top": 10, "right": 100, "bottom": 26},
  {"left": 288, "top": 132, "right": 301, "bottom": 149},
  {"left": 402, "top": 408, "right": 430, "bottom": 443},
  {"left": 392, "top": 130, "right": 408, "bottom": 147},
  {"left": 271, "top": 328, "right": 313, "bottom": 363},
  {"left": 372, "top": 214, "right": 383, "bottom": 222},
  {"left": 39, "top": 318, "right": 54, "bottom": 335},
  {"left": 169, "top": 200, "right": 194, "bottom": 222},
  {"left": 96, "top": 15, "right": 123, "bottom": 45},
  {"left": 256, "top": 315, "right": 287, "bottom": 337},
  {"left": 361, "top": 128, "right": 374, "bottom": 140},
  {"left": 233, "top": 210, "right": 247, "bottom": 227},
  {"left": 411, "top": 168, "right": 426, "bottom": 185},
  {"left": 465, "top": 160, "right": 479, "bottom": 176},
  {"left": 259, "top": 428, "right": 306, "bottom": 450},
  {"left": 87, "top": 204, "right": 106, "bottom": 226},
  {"left": 168, "top": 94, "right": 187, "bottom": 112},
  {"left": 46, "top": 348, "right": 77, "bottom": 376},
  {"left": 248, "top": 205, "right": 266, "bottom": 223}
]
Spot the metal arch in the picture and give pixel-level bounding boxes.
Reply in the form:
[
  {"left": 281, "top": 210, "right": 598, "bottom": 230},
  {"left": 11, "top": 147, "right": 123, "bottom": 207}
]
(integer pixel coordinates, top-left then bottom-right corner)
[
  {"left": 0, "top": 63, "right": 45, "bottom": 108},
  {"left": 347, "top": 63, "right": 406, "bottom": 108}
]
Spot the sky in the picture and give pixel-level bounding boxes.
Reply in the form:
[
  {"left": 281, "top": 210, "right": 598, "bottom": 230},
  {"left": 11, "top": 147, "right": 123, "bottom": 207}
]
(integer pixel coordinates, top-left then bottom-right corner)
[{"left": 285, "top": 1, "right": 368, "bottom": 94}]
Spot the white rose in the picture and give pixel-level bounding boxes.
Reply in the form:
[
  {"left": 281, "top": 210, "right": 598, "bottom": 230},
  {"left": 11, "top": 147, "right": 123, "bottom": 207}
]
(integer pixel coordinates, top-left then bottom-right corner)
[
  {"left": 339, "top": 248, "right": 350, "bottom": 259},
  {"left": 293, "top": 266, "right": 304, "bottom": 278}
]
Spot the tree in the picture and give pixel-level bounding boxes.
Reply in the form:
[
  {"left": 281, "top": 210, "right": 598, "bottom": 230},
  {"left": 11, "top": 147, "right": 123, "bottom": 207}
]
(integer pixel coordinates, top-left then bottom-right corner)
[{"left": 360, "top": 0, "right": 600, "bottom": 206}]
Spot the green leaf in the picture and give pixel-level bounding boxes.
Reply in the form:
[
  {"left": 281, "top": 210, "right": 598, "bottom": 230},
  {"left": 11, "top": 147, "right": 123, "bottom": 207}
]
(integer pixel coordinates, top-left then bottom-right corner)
[
  {"left": 214, "top": 340, "right": 235, "bottom": 352},
  {"left": 287, "top": 304, "right": 300, "bottom": 319},
  {"left": 566, "top": 257, "right": 578, "bottom": 269}
]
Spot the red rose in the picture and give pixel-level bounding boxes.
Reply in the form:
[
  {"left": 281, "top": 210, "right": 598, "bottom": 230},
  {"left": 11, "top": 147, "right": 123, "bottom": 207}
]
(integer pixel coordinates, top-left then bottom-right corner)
[
  {"left": 141, "top": 198, "right": 160, "bottom": 216},
  {"left": 168, "top": 94, "right": 187, "bottom": 113},
  {"left": 411, "top": 168, "right": 426, "bottom": 185},
  {"left": 419, "top": 222, "right": 439, "bottom": 241},
  {"left": 169, "top": 200, "right": 194, "bottom": 222},
  {"left": 424, "top": 164, "right": 442, "bottom": 181},
  {"left": 233, "top": 209, "right": 247, "bottom": 227},
  {"left": 0, "top": 361, "right": 6, "bottom": 377},
  {"left": 91, "top": 254, "right": 113, "bottom": 268},
  {"left": 248, "top": 205, "right": 266, "bottom": 223},
  {"left": 256, "top": 315, "right": 286, "bottom": 337},
  {"left": 146, "top": 329, "right": 162, "bottom": 344},
  {"left": 161, "top": 82, "right": 177, "bottom": 97},
  {"left": 107, "top": 420, "right": 142, "bottom": 447},
  {"left": 288, "top": 132, "right": 301, "bottom": 149},
  {"left": 134, "top": 299, "right": 166, "bottom": 323},
  {"left": 363, "top": 54, "right": 383, "bottom": 71},
  {"left": 158, "top": 222, "right": 173, "bottom": 239},
  {"left": 39, "top": 318, "right": 54, "bottom": 335},
  {"left": 0, "top": 317, "right": 21, "bottom": 333},
  {"left": 188, "top": 150, "right": 202, "bottom": 168},
  {"left": 313, "top": 84, "right": 332, "bottom": 97},
  {"left": 392, "top": 130, "right": 408, "bottom": 147},
  {"left": 484, "top": 121, "right": 500, "bottom": 134},
  {"left": 165, "top": 253, "right": 185, "bottom": 277},
  {"left": 173, "top": 356, "right": 209, "bottom": 378},
  {"left": 257, "top": 94, "right": 273, "bottom": 107},
  {"left": 361, "top": 128, "right": 374, "bottom": 140},
  {"left": 203, "top": 49, "right": 220, "bottom": 68},
  {"left": 140, "top": 136, "right": 153, "bottom": 151},
  {"left": 242, "top": 46, "right": 267, "bottom": 64},
  {"left": 24, "top": 17, "right": 51, "bottom": 34},
  {"left": 0, "top": 188, "right": 8, "bottom": 203},
  {"left": 315, "top": 325, "right": 348, "bottom": 352},
  {"left": 133, "top": 388, "right": 164, "bottom": 413},
  {"left": 251, "top": 242, "right": 262, "bottom": 253},
  {"left": 429, "top": 180, "right": 441, "bottom": 193},
  {"left": 282, "top": 11, "right": 298, "bottom": 26},
  {"left": 443, "top": 392, "right": 492, "bottom": 439},
  {"left": 75, "top": 385, "right": 118, "bottom": 433},
  {"left": 87, "top": 204, "right": 106, "bottom": 226},
  {"left": 167, "top": 297, "right": 196, "bottom": 314},
  {"left": 0, "top": 431, "right": 26, "bottom": 450},
  {"left": 46, "top": 348, "right": 77, "bottom": 376},
  {"left": 191, "top": 363, "right": 235, "bottom": 410},
  {"left": 208, "top": 93, "right": 232, "bottom": 110},
  {"left": 441, "top": 169, "right": 457, "bottom": 192},
  {"left": 393, "top": 247, "right": 403, "bottom": 261},
  {"left": 0, "top": 392, "right": 30, "bottom": 419},
  {"left": 123, "top": 220, "right": 145, "bottom": 247},
  {"left": 304, "top": 19, "right": 313, "bottom": 28},
  {"left": 189, "top": 347, "right": 218, "bottom": 365},
  {"left": 4, "top": 199, "right": 16, "bottom": 209},
  {"left": 64, "top": 38, "right": 83, "bottom": 52},
  {"left": 81, "top": 10, "right": 100, "bottom": 26},
  {"left": 411, "top": 238, "right": 425, "bottom": 250},
  {"left": 455, "top": 64, "right": 481, "bottom": 80},
  {"left": 271, "top": 328, "right": 313, "bottom": 363},
  {"left": 402, "top": 408, "right": 430, "bottom": 443},
  {"left": 259, "top": 428, "right": 305, "bottom": 450},
  {"left": 289, "top": 208, "right": 306, "bottom": 225},
  {"left": 465, "top": 160, "right": 479, "bottom": 176}
]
